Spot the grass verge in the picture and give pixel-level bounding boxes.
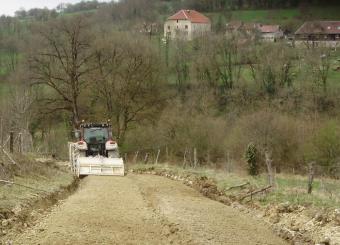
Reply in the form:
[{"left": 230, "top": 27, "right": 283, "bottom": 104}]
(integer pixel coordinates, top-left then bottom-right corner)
[
  {"left": 130, "top": 163, "right": 340, "bottom": 208},
  {"left": 0, "top": 155, "right": 76, "bottom": 240}
]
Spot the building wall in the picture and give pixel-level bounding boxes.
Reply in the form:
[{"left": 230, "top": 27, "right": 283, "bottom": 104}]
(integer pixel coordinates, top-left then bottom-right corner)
[
  {"left": 191, "top": 23, "right": 211, "bottom": 40},
  {"left": 295, "top": 34, "right": 340, "bottom": 41},
  {"left": 261, "top": 31, "right": 284, "bottom": 41},
  {"left": 294, "top": 40, "right": 339, "bottom": 48},
  {"left": 164, "top": 20, "right": 210, "bottom": 41}
]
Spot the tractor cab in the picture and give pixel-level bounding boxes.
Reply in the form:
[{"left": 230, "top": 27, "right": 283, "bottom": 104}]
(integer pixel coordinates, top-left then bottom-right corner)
[{"left": 82, "top": 123, "right": 111, "bottom": 157}]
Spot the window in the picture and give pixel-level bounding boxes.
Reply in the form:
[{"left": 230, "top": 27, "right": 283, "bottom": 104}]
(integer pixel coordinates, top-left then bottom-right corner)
[
  {"left": 327, "top": 26, "right": 331, "bottom": 30},
  {"left": 176, "top": 20, "right": 178, "bottom": 23},
  {"left": 337, "top": 26, "right": 340, "bottom": 30},
  {"left": 185, "top": 25, "right": 188, "bottom": 29},
  {"left": 84, "top": 128, "right": 109, "bottom": 144},
  {"left": 167, "top": 26, "right": 170, "bottom": 30}
]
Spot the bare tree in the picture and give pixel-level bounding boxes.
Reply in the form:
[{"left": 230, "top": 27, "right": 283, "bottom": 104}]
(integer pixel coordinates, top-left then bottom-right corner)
[
  {"left": 29, "top": 16, "right": 94, "bottom": 129},
  {"left": 249, "top": 43, "right": 294, "bottom": 97},
  {"left": 195, "top": 35, "right": 242, "bottom": 94},
  {"left": 90, "top": 33, "right": 165, "bottom": 143}
]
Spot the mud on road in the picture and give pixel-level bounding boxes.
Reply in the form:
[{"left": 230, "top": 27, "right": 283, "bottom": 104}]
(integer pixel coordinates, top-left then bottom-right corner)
[{"left": 12, "top": 174, "right": 287, "bottom": 245}]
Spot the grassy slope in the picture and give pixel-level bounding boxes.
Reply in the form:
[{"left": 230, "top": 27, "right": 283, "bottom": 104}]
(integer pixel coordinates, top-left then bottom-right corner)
[
  {"left": 132, "top": 163, "right": 340, "bottom": 208},
  {"left": 0, "top": 157, "right": 74, "bottom": 212},
  {"left": 230, "top": 6, "right": 340, "bottom": 22}
]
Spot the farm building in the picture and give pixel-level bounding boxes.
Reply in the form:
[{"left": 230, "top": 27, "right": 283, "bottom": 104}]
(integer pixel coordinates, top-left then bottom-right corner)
[
  {"left": 258, "top": 25, "right": 284, "bottom": 41},
  {"left": 295, "top": 21, "right": 340, "bottom": 48},
  {"left": 295, "top": 21, "right": 340, "bottom": 41},
  {"left": 226, "top": 21, "right": 283, "bottom": 42},
  {"left": 164, "top": 10, "right": 211, "bottom": 41}
]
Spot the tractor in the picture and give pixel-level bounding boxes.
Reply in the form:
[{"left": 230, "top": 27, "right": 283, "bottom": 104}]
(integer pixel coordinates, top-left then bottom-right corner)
[{"left": 69, "top": 122, "right": 125, "bottom": 177}]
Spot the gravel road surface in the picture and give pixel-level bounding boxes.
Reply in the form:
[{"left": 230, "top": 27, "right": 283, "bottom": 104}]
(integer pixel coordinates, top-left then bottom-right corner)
[{"left": 13, "top": 174, "right": 287, "bottom": 245}]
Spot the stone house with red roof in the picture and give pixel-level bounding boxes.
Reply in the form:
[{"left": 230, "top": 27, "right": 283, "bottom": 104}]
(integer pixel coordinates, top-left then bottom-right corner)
[{"left": 164, "top": 10, "right": 211, "bottom": 41}]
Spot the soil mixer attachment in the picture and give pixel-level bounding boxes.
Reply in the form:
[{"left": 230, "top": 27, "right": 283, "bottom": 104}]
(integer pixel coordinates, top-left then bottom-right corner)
[{"left": 69, "top": 122, "right": 125, "bottom": 177}]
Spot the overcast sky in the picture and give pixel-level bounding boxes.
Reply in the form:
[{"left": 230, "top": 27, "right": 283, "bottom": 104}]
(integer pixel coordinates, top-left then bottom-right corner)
[{"left": 1, "top": 0, "right": 109, "bottom": 16}]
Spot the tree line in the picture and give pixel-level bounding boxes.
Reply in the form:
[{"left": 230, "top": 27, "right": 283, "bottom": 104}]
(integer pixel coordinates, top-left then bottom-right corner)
[{"left": 0, "top": 7, "right": 339, "bottom": 177}]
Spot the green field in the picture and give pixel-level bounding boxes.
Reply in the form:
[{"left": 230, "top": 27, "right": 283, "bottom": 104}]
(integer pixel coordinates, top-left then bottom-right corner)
[
  {"left": 230, "top": 8, "right": 299, "bottom": 23},
  {"left": 207, "top": 6, "right": 340, "bottom": 31}
]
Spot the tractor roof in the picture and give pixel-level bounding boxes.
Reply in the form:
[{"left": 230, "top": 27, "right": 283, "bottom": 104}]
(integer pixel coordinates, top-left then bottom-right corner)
[{"left": 80, "top": 123, "right": 111, "bottom": 128}]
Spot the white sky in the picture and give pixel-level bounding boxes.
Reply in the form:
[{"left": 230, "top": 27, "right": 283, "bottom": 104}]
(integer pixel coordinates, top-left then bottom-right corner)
[{"left": 0, "top": 0, "right": 110, "bottom": 16}]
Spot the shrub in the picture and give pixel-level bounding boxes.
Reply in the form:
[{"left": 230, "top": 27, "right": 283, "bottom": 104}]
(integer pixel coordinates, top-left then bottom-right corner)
[
  {"left": 226, "top": 109, "right": 305, "bottom": 171},
  {"left": 244, "top": 142, "right": 259, "bottom": 176},
  {"left": 304, "top": 120, "right": 340, "bottom": 176}
]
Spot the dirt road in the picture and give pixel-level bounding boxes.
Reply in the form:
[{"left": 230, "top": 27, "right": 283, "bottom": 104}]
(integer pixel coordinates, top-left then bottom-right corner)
[{"left": 13, "top": 174, "right": 287, "bottom": 244}]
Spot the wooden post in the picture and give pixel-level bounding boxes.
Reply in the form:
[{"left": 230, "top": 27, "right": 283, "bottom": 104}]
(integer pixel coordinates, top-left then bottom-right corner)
[
  {"left": 134, "top": 151, "right": 139, "bottom": 163},
  {"left": 0, "top": 118, "right": 3, "bottom": 147},
  {"left": 165, "top": 146, "right": 169, "bottom": 162},
  {"left": 307, "top": 162, "right": 315, "bottom": 194},
  {"left": 226, "top": 151, "right": 231, "bottom": 173},
  {"left": 144, "top": 153, "right": 149, "bottom": 164},
  {"left": 9, "top": 131, "right": 14, "bottom": 153},
  {"left": 265, "top": 150, "right": 275, "bottom": 188},
  {"left": 18, "top": 133, "right": 22, "bottom": 153},
  {"left": 155, "top": 149, "right": 160, "bottom": 165},
  {"left": 194, "top": 148, "right": 197, "bottom": 168},
  {"left": 182, "top": 148, "right": 187, "bottom": 169},
  {"left": 207, "top": 149, "right": 210, "bottom": 166}
]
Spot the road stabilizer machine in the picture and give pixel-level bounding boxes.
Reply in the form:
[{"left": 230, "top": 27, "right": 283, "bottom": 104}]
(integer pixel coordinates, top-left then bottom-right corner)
[{"left": 69, "top": 122, "right": 125, "bottom": 177}]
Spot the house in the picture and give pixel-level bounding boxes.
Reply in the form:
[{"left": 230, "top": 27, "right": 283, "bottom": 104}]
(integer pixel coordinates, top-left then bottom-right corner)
[
  {"left": 164, "top": 10, "right": 211, "bottom": 41},
  {"left": 226, "top": 21, "right": 259, "bottom": 35},
  {"left": 295, "top": 21, "right": 340, "bottom": 41},
  {"left": 258, "top": 25, "right": 284, "bottom": 41},
  {"left": 295, "top": 21, "right": 340, "bottom": 48},
  {"left": 226, "top": 21, "right": 283, "bottom": 42}
]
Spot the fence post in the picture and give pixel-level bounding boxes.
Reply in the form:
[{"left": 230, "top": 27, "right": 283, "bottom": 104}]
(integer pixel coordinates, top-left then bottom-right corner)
[
  {"left": 18, "top": 133, "right": 22, "bottom": 153},
  {"left": 183, "top": 148, "right": 187, "bottom": 169},
  {"left": 194, "top": 148, "right": 197, "bottom": 168},
  {"left": 155, "top": 149, "right": 160, "bottom": 165},
  {"left": 226, "top": 151, "right": 231, "bottom": 173},
  {"left": 165, "top": 146, "right": 169, "bottom": 162},
  {"left": 134, "top": 151, "right": 139, "bottom": 163},
  {"left": 265, "top": 150, "right": 275, "bottom": 188},
  {"left": 0, "top": 118, "right": 3, "bottom": 147},
  {"left": 144, "top": 153, "right": 149, "bottom": 164},
  {"left": 307, "top": 162, "right": 315, "bottom": 194},
  {"left": 9, "top": 131, "right": 14, "bottom": 153}
]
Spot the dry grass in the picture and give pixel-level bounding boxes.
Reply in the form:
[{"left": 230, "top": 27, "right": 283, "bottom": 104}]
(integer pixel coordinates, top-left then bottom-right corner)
[
  {"left": 0, "top": 155, "right": 74, "bottom": 213},
  {"left": 131, "top": 163, "right": 340, "bottom": 208}
]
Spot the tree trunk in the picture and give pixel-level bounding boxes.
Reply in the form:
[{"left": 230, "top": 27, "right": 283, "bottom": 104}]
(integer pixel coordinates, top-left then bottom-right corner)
[
  {"left": 307, "top": 162, "right": 315, "bottom": 194},
  {"left": 265, "top": 150, "right": 275, "bottom": 188}
]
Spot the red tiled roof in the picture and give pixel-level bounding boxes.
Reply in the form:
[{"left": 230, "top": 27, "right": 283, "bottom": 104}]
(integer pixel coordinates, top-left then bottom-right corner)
[
  {"left": 168, "top": 10, "right": 210, "bottom": 24},
  {"left": 295, "top": 21, "right": 340, "bottom": 35},
  {"left": 259, "top": 25, "right": 280, "bottom": 33}
]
